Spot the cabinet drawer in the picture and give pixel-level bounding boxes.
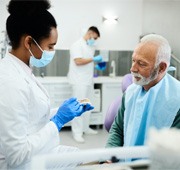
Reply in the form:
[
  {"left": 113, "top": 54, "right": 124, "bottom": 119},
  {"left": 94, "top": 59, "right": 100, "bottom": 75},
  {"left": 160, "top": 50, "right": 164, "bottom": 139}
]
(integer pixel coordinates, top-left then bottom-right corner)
[
  {"left": 49, "top": 92, "right": 72, "bottom": 99},
  {"left": 50, "top": 84, "right": 72, "bottom": 92},
  {"left": 90, "top": 113, "right": 103, "bottom": 125},
  {"left": 51, "top": 100, "right": 63, "bottom": 108}
]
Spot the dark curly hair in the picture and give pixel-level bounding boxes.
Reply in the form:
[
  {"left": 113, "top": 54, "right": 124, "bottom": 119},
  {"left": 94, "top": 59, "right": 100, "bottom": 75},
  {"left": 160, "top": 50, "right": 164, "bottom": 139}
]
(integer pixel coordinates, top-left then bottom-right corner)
[{"left": 6, "top": 0, "right": 57, "bottom": 49}]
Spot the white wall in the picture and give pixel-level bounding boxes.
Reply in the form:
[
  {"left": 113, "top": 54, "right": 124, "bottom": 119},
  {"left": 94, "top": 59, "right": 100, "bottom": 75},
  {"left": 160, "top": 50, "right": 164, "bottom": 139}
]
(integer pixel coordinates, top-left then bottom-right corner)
[
  {"left": 50, "top": 0, "right": 143, "bottom": 50},
  {"left": 0, "top": 0, "right": 8, "bottom": 33},
  {"left": 0, "top": 0, "right": 143, "bottom": 51},
  {"left": 142, "top": 0, "right": 180, "bottom": 59},
  {"left": 0, "top": 0, "right": 9, "bottom": 53},
  {"left": 1, "top": 0, "right": 180, "bottom": 54}
]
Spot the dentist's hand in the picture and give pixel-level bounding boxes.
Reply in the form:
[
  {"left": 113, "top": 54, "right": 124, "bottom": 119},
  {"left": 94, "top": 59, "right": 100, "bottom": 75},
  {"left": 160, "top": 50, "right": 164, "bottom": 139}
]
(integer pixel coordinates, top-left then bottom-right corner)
[
  {"left": 50, "top": 97, "right": 94, "bottom": 131},
  {"left": 93, "top": 55, "right": 103, "bottom": 62},
  {"left": 95, "top": 62, "right": 107, "bottom": 71},
  {"left": 81, "top": 103, "right": 94, "bottom": 112}
]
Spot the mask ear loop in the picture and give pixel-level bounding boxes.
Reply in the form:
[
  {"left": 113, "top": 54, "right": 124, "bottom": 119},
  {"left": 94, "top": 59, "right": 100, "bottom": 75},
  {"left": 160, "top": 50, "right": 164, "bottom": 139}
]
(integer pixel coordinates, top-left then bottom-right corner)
[
  {"left": 29, "top": 49, "right": 34, "bottom": 56},
  {"left": 28, "top": 38, "right": 34, "bottom": 56},
  {"left": 32, "top": 38, "right": 43, "bottom": 52}
]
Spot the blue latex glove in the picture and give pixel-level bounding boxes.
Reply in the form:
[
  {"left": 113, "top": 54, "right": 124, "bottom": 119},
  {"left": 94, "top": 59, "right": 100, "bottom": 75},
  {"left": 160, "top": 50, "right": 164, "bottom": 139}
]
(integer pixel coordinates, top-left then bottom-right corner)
[
  {"left": 50, "top": 97, "right": 94, "bottom": 131},
  {"left": 93, "top": 55, "right": 103, "bottom": 62},
  {"left": 95, "top": 64, "right": 106, "bottom": 71},
  {"left": 95, "top": 62, "right": 107, "bottom": 71},
  {"left": 81, "top": 103, "right": 94, "bottom": 112}
]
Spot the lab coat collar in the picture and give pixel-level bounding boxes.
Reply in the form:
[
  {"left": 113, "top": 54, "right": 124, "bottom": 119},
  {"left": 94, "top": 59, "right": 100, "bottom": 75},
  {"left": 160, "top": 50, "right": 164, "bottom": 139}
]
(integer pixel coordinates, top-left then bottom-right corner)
[{"left": 8, "top": 52, "right": 33, "bottom": 76}]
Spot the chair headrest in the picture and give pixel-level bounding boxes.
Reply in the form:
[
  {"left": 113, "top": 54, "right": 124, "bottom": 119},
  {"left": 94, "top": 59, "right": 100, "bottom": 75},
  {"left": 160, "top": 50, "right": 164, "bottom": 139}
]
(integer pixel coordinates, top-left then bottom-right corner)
[{"left": 122, "top": 73, "right": 133, "bottom": 93}]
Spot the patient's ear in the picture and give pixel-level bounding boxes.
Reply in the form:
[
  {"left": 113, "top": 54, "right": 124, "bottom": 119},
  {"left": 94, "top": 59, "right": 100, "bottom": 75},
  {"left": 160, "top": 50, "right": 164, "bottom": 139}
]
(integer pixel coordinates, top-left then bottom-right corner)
[{"left": 158, "top": 62, "right": 167, "bottom": 73}]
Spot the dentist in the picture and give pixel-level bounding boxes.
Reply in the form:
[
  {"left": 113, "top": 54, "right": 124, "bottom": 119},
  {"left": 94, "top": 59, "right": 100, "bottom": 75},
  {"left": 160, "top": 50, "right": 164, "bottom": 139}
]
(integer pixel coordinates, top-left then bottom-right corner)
[
  {"left": 68, "top": 26, "right": 102, "bottom": 143},
  {"left": 0, "top": 0, "right": 93, "bottom": 169}
]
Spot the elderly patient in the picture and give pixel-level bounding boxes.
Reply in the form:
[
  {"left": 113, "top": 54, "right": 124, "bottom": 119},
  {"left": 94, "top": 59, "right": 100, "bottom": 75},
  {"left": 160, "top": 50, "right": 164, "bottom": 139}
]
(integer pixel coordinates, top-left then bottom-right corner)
[{"left": 106, "top": 34, "right": 180, "bottom": 148}]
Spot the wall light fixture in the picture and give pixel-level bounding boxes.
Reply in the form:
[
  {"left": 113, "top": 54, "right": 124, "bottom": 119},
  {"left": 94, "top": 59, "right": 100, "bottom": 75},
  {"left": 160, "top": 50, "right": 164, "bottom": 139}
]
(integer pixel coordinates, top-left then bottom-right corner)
[{"left": 102, "top": 16, "right": 118, "bottom": 25}]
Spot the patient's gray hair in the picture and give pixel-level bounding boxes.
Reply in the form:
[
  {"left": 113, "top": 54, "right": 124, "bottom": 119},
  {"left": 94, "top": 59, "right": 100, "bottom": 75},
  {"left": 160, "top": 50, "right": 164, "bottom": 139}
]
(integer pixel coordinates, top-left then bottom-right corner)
[{"left": 141, "top": 34, "right": 171, "bottom": 69}]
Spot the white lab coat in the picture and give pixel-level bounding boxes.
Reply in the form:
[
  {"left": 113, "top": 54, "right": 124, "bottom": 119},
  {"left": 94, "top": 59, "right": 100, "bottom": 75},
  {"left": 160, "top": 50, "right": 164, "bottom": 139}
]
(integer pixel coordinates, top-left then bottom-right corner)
[
  {"left": 67, "top": 38, "right": 95, "bottom": 135},
  {"left": 0, "top": 53, "right": 78, "bottom": 170},
  {"left": 68, "top": 37, "right": 95, "bottom": 86}
]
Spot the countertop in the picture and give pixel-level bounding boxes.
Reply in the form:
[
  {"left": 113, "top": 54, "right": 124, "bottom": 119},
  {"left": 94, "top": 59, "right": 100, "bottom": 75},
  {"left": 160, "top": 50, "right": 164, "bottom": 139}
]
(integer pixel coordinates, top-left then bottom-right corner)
[{"left": 36, "top": 76, "right": 123, "bottom": 84}]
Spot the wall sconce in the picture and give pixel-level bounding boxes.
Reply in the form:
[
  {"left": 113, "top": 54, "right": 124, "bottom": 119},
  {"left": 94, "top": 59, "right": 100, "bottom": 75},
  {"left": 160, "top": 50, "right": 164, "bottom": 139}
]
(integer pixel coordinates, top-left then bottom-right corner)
[{"left": 102, "top": 16, "right": 118, "bottom": 25}]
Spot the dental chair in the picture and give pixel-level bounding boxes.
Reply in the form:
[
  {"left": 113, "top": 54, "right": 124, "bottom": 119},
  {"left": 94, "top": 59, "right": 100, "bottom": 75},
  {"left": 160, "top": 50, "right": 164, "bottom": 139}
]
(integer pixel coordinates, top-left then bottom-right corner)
[{"left": 104, "top": 73, "right": 133, "bottom": 132}]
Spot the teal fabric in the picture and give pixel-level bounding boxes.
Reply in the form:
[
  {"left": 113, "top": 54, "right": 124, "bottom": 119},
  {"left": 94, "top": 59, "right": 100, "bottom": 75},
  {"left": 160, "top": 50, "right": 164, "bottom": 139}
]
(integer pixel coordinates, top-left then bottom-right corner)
[{"left": 124, "top": 74, "right": 180, "bottom": 146}]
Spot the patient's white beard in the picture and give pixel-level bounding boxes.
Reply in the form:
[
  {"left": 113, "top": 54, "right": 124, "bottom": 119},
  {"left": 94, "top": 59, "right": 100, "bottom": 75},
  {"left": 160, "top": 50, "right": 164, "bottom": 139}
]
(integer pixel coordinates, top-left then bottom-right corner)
[{"left": 131, "top": 66, "right": 159, "bottom": 86}]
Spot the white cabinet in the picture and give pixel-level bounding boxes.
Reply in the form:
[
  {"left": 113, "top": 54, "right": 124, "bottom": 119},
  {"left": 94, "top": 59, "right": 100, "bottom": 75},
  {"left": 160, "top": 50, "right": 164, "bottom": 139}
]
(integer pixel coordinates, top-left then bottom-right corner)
[
  {"left": 37, "top": 76, "right": 123, "bottom": 126},
  {"left": 42, "top": 82, "right": 72, "bottom": 109},
  {"left": 91, "top": 89, "right": 101, "bottom": 113}
]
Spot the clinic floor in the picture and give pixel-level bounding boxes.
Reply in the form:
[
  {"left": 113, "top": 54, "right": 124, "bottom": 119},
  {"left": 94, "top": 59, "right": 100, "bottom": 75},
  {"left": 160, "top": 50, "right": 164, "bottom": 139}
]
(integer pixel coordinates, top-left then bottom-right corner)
[{"left": 59, "top": 126, "right": 109, "bottom": 150}]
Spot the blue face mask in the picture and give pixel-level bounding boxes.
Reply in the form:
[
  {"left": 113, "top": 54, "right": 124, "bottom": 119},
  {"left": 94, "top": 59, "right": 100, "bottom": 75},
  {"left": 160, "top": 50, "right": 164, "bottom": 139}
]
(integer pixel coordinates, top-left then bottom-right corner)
[
  {"left": 87, "top": 38, "right": 95, "bottom": 46},
  {"left": 29, "top": 39, "right": 55, "bottom": 68}
]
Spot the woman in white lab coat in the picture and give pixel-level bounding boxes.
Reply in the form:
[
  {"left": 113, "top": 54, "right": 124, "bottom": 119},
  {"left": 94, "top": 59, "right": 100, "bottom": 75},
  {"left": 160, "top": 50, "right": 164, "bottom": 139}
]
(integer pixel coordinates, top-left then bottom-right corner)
[{"left": 0, "top": 0, "right": 93, "bottom": 169}]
